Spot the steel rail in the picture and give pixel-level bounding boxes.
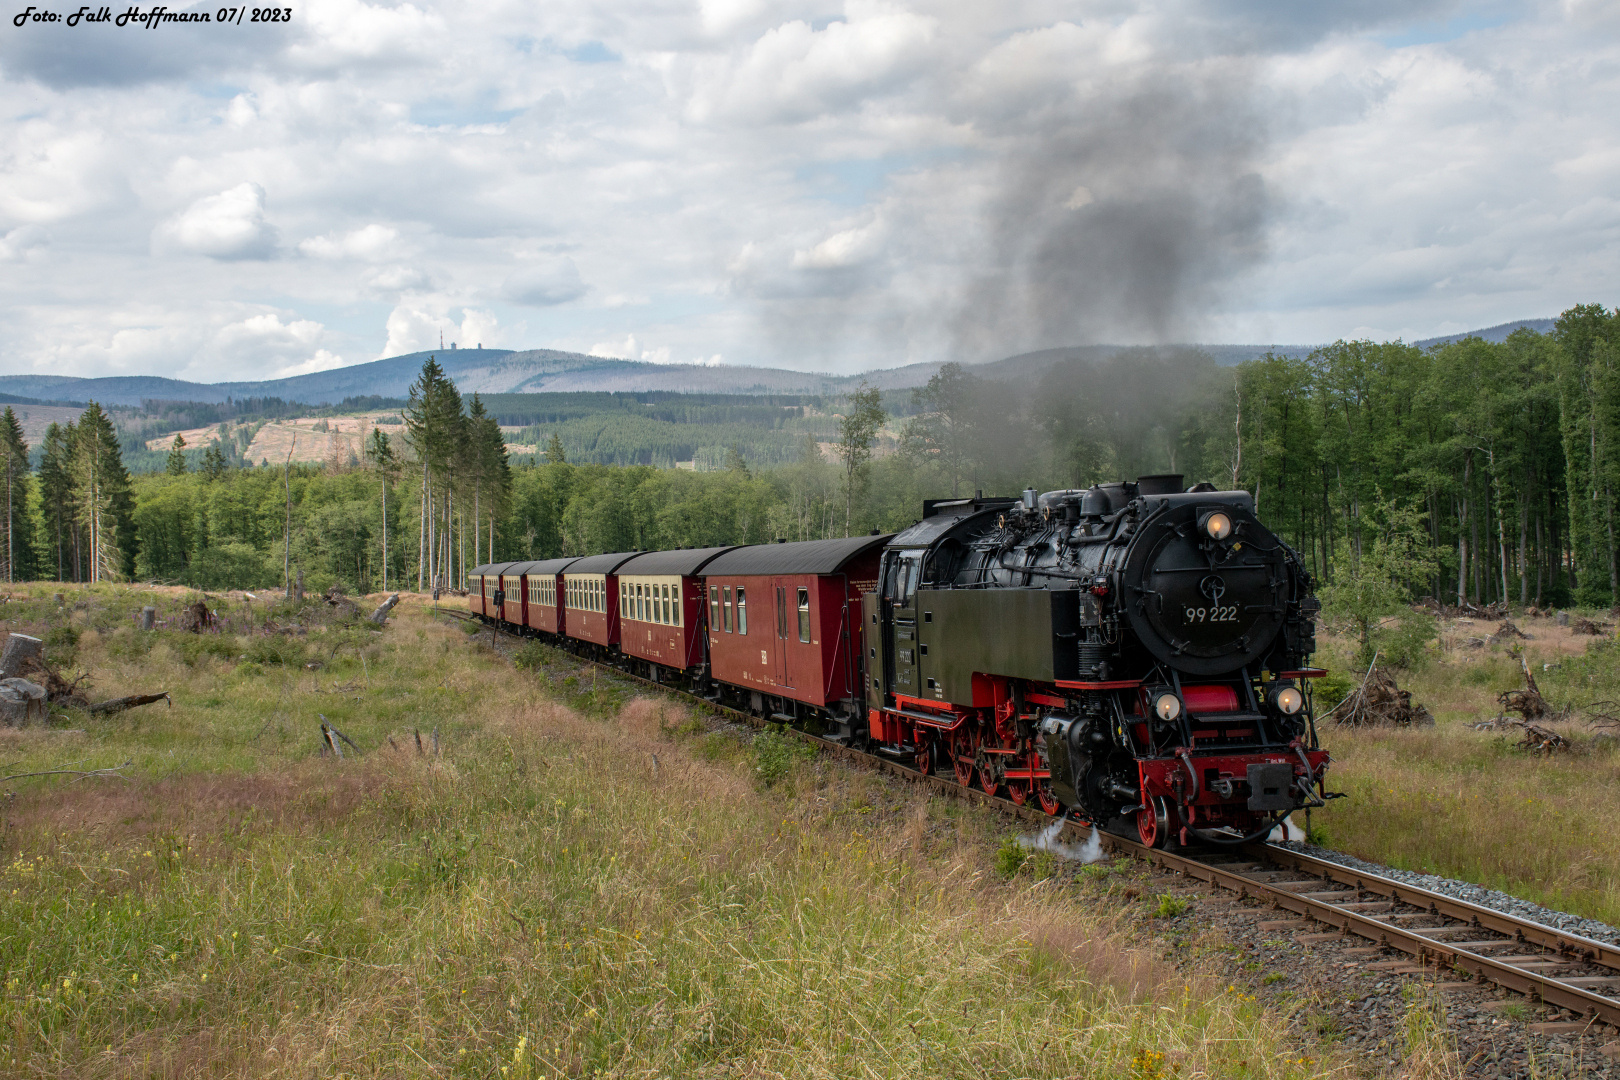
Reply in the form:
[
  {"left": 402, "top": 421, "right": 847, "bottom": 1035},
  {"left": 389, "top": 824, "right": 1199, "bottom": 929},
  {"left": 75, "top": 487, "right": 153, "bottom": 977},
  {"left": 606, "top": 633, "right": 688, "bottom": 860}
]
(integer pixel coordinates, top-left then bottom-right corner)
[{"left": 446, "top": 607, "right": 1620, "bottom": 1029}]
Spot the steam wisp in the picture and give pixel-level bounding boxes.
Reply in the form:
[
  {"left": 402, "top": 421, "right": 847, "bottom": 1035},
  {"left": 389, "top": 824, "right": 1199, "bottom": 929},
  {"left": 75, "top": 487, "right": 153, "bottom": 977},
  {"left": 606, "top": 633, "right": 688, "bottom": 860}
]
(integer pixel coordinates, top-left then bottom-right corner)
[{"left": 1017, "top": 819, "right": 1106, "bottom": 864}]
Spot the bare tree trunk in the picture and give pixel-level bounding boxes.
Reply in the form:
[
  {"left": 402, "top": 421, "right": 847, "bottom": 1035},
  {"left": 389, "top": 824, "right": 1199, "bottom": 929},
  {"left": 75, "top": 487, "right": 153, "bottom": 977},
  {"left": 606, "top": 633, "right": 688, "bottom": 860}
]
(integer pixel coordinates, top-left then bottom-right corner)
[
  {"left": 1519, "top": 497, "right": 1528, "bottom": 605},
  {"left": 1536, "top": 512, "right": 1545, "bottom": 606},
  {"left": 283, "top": 434, "right": 297, "bottom": 595}
]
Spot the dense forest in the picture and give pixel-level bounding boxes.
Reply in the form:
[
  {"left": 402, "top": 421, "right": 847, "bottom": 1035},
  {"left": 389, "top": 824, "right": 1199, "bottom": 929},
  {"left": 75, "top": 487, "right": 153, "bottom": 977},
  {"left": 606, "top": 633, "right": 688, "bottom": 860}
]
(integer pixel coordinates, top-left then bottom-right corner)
[{"left": 2, "top": 304, "right": 1617, "bottom": 611}]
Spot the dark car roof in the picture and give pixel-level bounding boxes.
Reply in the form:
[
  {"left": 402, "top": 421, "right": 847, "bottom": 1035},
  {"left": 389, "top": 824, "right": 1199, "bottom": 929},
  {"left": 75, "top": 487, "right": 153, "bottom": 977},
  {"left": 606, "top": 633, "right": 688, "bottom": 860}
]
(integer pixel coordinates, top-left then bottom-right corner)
[
  {"left": 564, "top": 551, "right": 643, "bottom": 575},
  {"left": 615, "top": 546, "right": 741, "bottom": 576},
  {"left": 517, "top": 557, "right": 584, "bottom": 576},
  {"left": 702, "top": 534, "right": 893, "bottom": 576},
  {"left": 470, "top": 562, "right": 522, "bottom": 576}
]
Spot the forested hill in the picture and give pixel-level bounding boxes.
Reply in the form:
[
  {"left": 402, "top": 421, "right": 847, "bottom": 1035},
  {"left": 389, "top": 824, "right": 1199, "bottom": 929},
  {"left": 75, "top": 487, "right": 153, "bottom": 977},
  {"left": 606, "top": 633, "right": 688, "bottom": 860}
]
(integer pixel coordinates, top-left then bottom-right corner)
[{"left": 2, "top": 319, "right": 1554, "bottom": 408}]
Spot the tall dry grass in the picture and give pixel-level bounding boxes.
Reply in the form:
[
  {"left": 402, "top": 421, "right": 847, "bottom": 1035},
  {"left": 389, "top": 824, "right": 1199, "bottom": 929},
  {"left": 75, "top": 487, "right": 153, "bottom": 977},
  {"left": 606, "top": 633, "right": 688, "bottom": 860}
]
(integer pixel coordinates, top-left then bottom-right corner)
[
  {"left": 0, "top": 584, "right": 1350, "bottom": 1077},
  {"left": 1312, "top": 620, "right": 1620, "bottom": 926}
]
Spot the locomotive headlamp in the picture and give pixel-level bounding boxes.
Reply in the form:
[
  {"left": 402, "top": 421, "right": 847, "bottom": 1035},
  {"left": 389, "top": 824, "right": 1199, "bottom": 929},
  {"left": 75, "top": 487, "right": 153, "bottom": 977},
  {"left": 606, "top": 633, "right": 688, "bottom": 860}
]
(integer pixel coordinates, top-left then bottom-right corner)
[
  {"left": 1270, "top": 683, "right": 1304, "bottom": 715},
  {"left": 1201, "top": 511, "right": 1234, "bottom": 540},
  {"left": 1152, "top": 691, "right": 1183, "bottom": 722}
]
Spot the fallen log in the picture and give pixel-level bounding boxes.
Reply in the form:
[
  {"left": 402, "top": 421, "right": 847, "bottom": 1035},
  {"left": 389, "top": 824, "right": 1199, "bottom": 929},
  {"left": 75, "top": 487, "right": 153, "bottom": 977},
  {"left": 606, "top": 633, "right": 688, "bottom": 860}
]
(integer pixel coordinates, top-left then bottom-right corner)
[{"left": 87, "top": 692, "right": 172, "bottom": 715}]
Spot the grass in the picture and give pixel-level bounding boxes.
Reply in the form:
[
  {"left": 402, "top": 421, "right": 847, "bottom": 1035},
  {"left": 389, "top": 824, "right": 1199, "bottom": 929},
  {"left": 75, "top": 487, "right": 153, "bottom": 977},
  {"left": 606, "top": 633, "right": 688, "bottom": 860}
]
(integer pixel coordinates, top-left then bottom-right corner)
[
  {"left": 0, "top": 582, "right": 1345, "bottom": 1078},
  {"left": 1311, "top": 614, "right": 1620, "bottom": 926}
]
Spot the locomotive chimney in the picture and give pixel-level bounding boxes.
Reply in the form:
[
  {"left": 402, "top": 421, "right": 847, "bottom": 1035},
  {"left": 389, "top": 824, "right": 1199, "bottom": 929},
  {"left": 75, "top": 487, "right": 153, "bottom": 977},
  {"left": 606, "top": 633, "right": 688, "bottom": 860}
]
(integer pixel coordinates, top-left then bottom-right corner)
[
  {"left": 1136, "top": 474, "right": 1185, "bottom": 496},
  {"left": 1022, "top": 487, "right": 1037, "bottom": 510}
]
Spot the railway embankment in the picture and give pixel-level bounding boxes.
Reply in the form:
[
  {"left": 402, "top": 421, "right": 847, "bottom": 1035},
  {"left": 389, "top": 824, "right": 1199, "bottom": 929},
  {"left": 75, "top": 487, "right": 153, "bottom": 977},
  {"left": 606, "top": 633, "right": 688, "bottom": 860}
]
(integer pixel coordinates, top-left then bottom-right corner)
[
  {"left": 1, "top": 583, "right": 1343, "bottom": 1078},
  {"left": 471, "top": 608, "right": 1620, "bottom": 1078}
]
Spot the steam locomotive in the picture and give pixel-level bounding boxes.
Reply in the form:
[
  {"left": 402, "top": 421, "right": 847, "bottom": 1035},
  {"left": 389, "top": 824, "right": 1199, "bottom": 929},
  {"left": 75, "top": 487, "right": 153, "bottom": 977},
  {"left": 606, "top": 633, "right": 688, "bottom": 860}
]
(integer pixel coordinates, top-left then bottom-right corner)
[{"left": 470, "top": 473, "right": 1329, "bottom": 849}]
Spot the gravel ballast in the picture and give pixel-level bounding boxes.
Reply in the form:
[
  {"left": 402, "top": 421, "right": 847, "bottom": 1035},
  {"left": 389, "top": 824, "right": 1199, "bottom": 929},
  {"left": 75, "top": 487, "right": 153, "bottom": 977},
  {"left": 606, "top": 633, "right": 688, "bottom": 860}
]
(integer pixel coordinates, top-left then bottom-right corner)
[{"left": 1276, "top": 838, "right": 1620, "bottom": 946}]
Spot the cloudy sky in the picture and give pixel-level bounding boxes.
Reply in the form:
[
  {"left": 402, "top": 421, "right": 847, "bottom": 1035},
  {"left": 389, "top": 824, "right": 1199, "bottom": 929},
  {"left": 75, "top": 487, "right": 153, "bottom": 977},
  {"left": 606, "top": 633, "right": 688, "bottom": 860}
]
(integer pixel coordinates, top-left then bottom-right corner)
[{"left": 2, "top": 0, "right": 1616, "bottom": 382}]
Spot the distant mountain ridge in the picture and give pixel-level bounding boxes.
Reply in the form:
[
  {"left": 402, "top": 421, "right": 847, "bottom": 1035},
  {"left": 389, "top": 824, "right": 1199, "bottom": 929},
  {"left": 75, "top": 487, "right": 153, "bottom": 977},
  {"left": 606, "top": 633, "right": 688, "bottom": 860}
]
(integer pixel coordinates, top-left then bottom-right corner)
[{"left": 0, "top": 320, "right": 1555, "bottom": 408}]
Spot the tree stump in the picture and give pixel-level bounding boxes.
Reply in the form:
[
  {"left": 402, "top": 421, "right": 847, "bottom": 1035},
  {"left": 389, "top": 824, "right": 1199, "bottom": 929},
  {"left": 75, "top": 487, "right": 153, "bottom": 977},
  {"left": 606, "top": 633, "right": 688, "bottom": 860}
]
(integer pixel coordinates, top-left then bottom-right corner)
[
  {"left": 369, "top": 593, "right": 400, "bottom": 625},
  {"left": 0, "top": 678, "right": 48, "bottom": 727},
  {"left": 294, "top": 568, "right": 305, "bottom": 602},
  {"left": 140, "top": 606, "right": 156, "bottom": 631},
  {"left": 0, "top": 634, "right": 43, "bottom": 679}
]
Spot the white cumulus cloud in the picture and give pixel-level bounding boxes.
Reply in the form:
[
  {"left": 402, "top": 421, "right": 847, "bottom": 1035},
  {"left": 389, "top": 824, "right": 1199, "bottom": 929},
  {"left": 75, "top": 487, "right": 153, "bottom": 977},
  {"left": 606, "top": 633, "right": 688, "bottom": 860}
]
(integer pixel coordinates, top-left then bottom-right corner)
[
  {"left": 298, "top": 223, "right": 401, "bottom": 260},
  {"left": 158, "top": 183, "right": 277, "bottom": 261}
]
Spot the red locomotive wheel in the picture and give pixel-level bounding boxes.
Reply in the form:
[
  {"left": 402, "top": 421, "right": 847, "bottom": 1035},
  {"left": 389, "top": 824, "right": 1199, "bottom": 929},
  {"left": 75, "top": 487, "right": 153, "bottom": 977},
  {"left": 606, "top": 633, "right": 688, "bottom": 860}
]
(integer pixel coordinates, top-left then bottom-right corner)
[
  {"left": 1137, "top": 796, "right": 1171, "bottom": 849},
  {"left": 977, "top": 756, "right": 1001, "bottom": 796},
  {"left": 947, "top": 727, "right": 975, "bottom": 787},
  {"left": 1035, "top": 782, "right": 1062, "bottom": 816},
  {"left": 1006, "top": 777, "right": 1027, "bottom": 806},
  {"left": 914, "top": 736, "right": 933, "bottom": 776}
]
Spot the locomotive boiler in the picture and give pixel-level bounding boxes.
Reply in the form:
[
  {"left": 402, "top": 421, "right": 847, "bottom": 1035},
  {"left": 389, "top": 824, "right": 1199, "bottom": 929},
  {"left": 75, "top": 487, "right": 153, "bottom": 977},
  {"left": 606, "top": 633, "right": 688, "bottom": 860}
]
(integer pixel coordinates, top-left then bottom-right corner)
[{"left": 863, "top": 474, "right": 1328, "bottom": 848}]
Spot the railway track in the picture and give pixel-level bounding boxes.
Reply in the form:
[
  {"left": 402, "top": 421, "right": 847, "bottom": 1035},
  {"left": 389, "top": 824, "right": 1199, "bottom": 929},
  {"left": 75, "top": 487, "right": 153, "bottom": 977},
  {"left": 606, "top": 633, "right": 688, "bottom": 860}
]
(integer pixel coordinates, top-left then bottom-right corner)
[{"left": 445, "top": 606, "right": 1620, "bottom": 1034}]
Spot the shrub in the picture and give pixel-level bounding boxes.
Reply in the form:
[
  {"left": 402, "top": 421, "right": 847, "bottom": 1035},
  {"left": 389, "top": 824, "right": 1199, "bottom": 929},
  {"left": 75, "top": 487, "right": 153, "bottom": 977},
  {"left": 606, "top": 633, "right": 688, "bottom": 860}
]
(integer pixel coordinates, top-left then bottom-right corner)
[
  {"left": 173, "top": 634, "right": 242, "bottom": 666},
  {"left": 752, "top": 724, "right": 817, "bottom": 787},
  {"left": 1152, "top": 895, "right": 1189, "bottom": 919},
  {"left": 993, "top": 838, "right": 1027, "bottom": 880},
  {"left": 43, "top": 625, "right": 81, "bottom": 650},
  {"left": 513, "top": 641, "right": 550, "bottom": 670},
  {"left": 243, "top": 635, "right": 307, "bottom": 667}
]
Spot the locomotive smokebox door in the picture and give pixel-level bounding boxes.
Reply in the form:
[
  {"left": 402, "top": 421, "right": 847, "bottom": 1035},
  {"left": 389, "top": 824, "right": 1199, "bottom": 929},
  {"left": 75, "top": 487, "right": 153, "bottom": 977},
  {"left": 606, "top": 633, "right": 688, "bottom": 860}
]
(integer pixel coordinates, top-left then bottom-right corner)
[{"left": 1245, "top": 763, "right": 1295, "bottom": 812}]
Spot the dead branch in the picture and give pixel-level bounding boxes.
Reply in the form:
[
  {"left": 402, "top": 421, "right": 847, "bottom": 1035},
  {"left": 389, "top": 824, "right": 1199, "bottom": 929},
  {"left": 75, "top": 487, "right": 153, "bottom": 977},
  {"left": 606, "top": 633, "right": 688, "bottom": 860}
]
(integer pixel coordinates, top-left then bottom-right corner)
[
  {"left": 318, "top": 714, "right": 361, "bottom": 755},
  {"left": 1497, "top": 650, "right": 1568, "bottom": 723},
  {"left": 1329, "top": 664, "right": 1435, "bottom": 728},
  {"left": 0, "top": 759, "right": 133, "bottom": 785},
  {"left": 87, "top": 692, "right": 172, "bottom": 715},
  {"left": 1513, "top": 721, "right": 1570, "bottom": 754},
  {"left": 22, "top": 655, "right": 92, "bottom": 707}
]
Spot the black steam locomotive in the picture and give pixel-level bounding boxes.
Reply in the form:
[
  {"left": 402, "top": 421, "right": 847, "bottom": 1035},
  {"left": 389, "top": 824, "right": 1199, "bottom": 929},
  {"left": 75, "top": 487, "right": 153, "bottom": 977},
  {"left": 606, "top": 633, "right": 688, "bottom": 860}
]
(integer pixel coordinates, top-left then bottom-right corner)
[{"left": 864, "top": 474, "right": 1329, "bottom": 847}]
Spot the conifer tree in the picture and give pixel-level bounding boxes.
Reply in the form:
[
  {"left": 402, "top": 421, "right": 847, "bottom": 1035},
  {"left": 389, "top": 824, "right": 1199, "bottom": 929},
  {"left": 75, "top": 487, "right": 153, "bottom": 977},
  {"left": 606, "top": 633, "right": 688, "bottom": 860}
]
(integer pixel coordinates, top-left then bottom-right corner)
[
  {"left": 166, "top": 434, "right": 188, "bottom": 475},
  {"left": 38, "top": 422, "right": 77, "bottom": 581},
  {"left": 201, "top": 443, "right": 227, "bottom": 481},
  {"left": 70, "top": 403, "right": 135, "bottom": 582},
  {"left": 0, "top": 407, "right": 34, "bottom": 583}
]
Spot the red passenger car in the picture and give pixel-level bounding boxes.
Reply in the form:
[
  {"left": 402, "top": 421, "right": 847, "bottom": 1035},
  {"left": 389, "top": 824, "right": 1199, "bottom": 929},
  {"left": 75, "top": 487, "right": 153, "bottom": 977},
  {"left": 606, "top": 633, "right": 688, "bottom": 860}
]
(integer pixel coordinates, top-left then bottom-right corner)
[
  {"left": 561, "top": 552, "right": 641, "bottom": 653},
  {"left": 614, "top": 546, "right": 739, "bottom": 678},
  {"left": 467, "top": 562, "right": 520, "bottom": 619},
  {"left": 499, "top": 562, "right": 532, "bottom": 625},
  {"left": 520, "top": 557, "right": 582, "bottom": 637},
  {"left": 700, "top": 535, "right": 889, "bottom": 741}
]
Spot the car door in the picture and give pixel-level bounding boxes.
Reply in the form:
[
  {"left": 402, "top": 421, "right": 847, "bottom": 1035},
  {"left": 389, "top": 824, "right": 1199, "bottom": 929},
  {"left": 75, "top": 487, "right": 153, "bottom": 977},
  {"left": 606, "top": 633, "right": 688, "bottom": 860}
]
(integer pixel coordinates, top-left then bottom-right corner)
[
  {"left": 885, "top": 550, "right": 923, "bottom": 695},
  {"left": 773, "top": 581, "right": 793, "bottom": 688}
]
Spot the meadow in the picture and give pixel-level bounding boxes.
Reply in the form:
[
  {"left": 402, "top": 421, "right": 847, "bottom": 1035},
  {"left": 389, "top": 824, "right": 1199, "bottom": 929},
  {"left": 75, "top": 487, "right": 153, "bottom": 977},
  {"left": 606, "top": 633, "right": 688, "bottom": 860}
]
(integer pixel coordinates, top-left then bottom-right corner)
[
  {"left": 0, "top": 584, "right": 1342, "bottom": 1079},
  {"left": 1309, "top": 613, "right": 1620, "bottom": 927}
]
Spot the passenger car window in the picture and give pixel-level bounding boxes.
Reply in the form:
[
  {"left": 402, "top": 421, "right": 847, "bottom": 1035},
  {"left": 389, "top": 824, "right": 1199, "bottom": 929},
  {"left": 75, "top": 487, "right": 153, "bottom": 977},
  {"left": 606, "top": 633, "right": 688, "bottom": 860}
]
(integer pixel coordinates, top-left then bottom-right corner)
[
  {"left": 736, "top": 587, "right": 747, "bottom": 635},
  {"left": 709, "top": 585, "right": 719, "bottom": 631},
  {"left": 797, "top": 587, "right": 811, "bottom": 642},
  {"left": 723, "top": 586, "right": 733, "bottom": 632}
]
